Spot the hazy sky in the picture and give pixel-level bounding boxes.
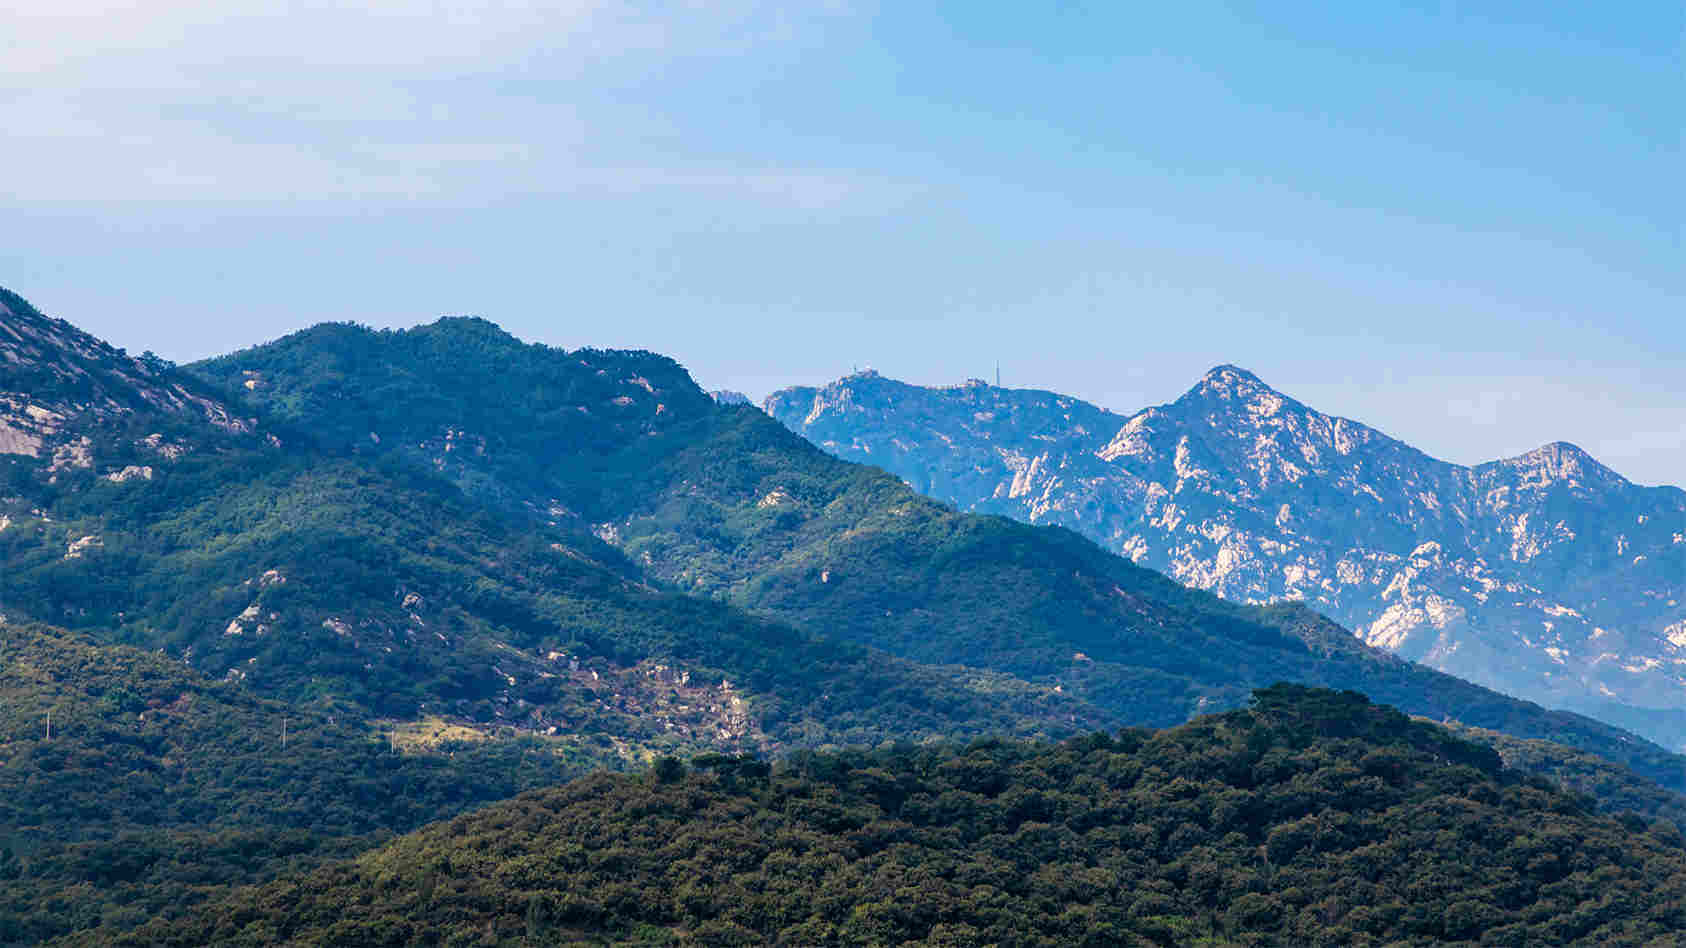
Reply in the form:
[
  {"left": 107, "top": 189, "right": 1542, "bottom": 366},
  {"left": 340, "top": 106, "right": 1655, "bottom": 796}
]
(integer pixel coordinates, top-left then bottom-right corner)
[{"left": 3, "top": 2, "right": 1680, "bottom": 485}]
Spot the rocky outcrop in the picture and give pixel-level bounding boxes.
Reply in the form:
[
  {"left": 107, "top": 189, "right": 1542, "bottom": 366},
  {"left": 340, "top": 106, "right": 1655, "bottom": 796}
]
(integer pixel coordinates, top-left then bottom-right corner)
[
  {"left": 0, "top": 287, "right": 257, "bottom": 480},
  {"left": 768, "top": 366, "right": 1686, "bottom": 735}
]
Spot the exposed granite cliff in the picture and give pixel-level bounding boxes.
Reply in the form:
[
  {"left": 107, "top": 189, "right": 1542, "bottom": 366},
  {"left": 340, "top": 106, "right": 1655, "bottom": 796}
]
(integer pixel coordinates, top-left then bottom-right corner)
[
  {"left": 767, "top": 367, "right": 1686, "bottom": 741},
  {"left": 0, "top": 287, "right": 259, "bottom": 477}
]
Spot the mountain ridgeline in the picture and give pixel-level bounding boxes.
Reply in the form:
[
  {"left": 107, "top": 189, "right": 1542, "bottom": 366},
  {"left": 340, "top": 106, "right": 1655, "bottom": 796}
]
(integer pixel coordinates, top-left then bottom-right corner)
[{"left": 766, "top": 368, "right": 1686, "bottom": 748}]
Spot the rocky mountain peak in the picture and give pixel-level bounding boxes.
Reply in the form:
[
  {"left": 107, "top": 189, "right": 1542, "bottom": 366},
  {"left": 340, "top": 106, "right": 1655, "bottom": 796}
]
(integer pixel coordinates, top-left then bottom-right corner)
[
  {"left": 1163, "top": 365, "right": 1331, "bottom": 444},
  {"left": 1204, "top": 363, "right": 1268, "bottom": 386},
  {"left": 1489, "top": 440, "right": 1628, "bottom": 489},
  {"left": 1179, "top": 364, "right": 1280, "bottom": 404}
]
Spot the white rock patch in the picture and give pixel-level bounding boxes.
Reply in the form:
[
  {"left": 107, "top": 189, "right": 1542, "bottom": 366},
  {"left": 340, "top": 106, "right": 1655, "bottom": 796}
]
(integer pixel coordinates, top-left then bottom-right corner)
[{"left": 106, "top": 465, "right": 154, "bottom": 483}]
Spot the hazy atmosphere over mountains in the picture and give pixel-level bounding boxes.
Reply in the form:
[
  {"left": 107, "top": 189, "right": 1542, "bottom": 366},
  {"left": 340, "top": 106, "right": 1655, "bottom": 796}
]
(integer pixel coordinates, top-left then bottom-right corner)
[{"left": 767, "top": 367, "right": 1686, "bottom": 747}]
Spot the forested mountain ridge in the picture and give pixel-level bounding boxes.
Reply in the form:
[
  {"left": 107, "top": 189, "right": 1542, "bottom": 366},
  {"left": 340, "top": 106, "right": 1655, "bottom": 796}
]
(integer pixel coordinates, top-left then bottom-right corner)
[
  {"left": 184, "top": 316, "right": 1686, "bottom": 798},
  {"left": 191, "top": 317, "right": 717, "bottom": 520},
  {"left": 766, "top": 367, "right": 1686, "bottom": 746},
  {"left": 103, "top": 687, "right": 1686, "bottom": 947}
]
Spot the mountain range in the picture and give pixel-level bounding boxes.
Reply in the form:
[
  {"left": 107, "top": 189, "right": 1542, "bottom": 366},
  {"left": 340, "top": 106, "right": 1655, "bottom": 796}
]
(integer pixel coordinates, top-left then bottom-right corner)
[
  {"left": 4, "top": 284, "right": 1686, "bottom": 942},
  {"left": 766, "top": 367, "right": 1686, "bottom": 747},
  {"left": 1, "top": 286, "right": 1678, "bottom": 771}
]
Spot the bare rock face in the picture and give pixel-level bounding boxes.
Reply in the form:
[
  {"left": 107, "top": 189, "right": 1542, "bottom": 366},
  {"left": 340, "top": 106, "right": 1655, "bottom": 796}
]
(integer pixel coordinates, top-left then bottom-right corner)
[
  {"left": 767, "top": 366, "right": 1686, "bottom": 734},
  {"left": 0, "top": 287, "right": 256, "bottom": 479}
]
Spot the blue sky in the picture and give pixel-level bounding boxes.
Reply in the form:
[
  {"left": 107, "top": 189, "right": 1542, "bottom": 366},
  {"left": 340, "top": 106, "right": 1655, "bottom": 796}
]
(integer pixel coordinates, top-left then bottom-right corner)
[{"left": 3, "top": 1, "right": 1680, "bottom": 484}]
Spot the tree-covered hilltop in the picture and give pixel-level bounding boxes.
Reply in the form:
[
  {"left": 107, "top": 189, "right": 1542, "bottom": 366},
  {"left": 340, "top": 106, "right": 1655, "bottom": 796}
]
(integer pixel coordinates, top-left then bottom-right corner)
[
  {"left": 105, "top": 687, "right": 1686, "bottom": 948},
  {"left": 188, "top": 317, "right": 716, "bottom": 516},
  {"left": 185, "top": 316, "right": 1686, "bottom": 798}
]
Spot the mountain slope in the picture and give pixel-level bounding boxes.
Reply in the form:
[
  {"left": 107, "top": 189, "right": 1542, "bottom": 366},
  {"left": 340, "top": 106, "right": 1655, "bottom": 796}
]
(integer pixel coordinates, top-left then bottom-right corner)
[
  {"left": 0, "top": 621, "right": 609, "bottom": 945},
  {"left": 766, "top": 367, "right": 1686, "bottom": 742},
  {"left": 106, "top": 687, "right": 1686, "bottom": 948},
  {"left": 188, "top": 318, "right": 1686, "bottom": 796}
]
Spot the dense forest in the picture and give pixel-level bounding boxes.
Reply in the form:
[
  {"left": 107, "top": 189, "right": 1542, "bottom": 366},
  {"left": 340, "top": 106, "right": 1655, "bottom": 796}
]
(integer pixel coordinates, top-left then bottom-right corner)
[
  {"left": 1441, "top": 722, "right": 1686, "bottom": 836},
  {"left": 102, "top": 687, "right": 1686, "bottom": 947}
]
